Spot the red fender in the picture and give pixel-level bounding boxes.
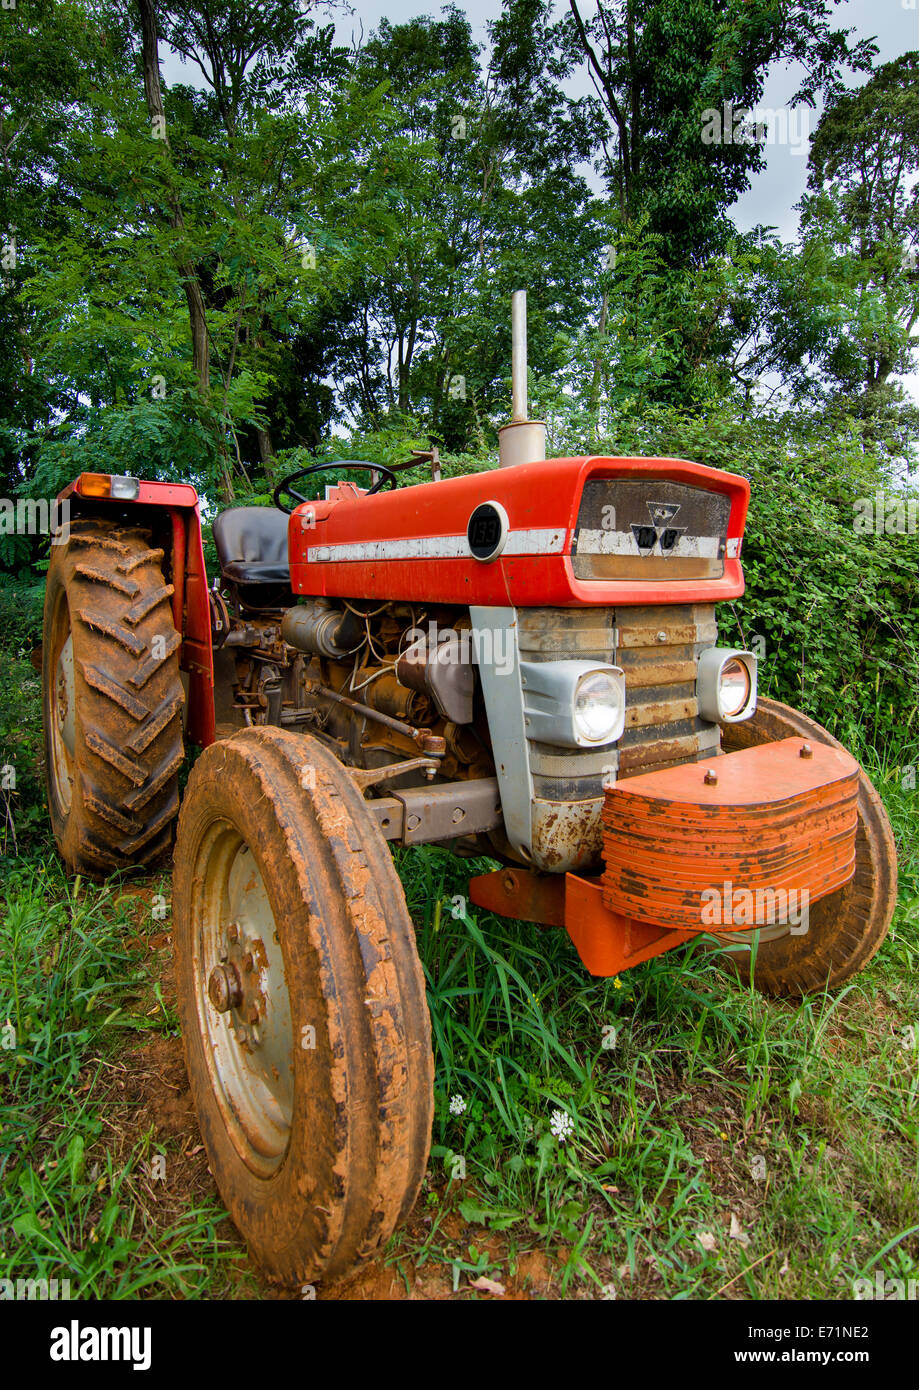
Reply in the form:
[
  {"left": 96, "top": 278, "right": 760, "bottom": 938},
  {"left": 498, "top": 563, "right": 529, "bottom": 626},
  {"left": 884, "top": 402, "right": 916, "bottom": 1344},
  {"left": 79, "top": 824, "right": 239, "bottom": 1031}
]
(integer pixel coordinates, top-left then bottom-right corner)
[{"left": 57, "top": 476, "right": 215, "bottom": 747}]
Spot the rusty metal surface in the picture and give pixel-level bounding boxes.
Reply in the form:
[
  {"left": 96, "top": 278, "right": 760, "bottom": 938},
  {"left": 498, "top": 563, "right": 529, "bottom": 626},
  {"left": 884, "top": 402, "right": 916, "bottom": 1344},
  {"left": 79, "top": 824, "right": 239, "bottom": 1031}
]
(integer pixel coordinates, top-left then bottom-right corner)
[
  {"left": 367, "top": 796, "right": 403, "bottom": 840},
  {"left": 348, "top": 756, "right": 438, "bottom": 790},
  {"left": 391, "top": 777, "right": 503, "bottom": 844},
  {"left": 572, "top": 479, "right": 731, "bottom": 580},
  {"left": 615, "top": 602, "right": 721, "bottom": 778},
  {"left": 530, "top": 796, "right": 604, "bottom": 872},
  {"left": 601, "top": 737, "right": 859, "bottom": 931}
]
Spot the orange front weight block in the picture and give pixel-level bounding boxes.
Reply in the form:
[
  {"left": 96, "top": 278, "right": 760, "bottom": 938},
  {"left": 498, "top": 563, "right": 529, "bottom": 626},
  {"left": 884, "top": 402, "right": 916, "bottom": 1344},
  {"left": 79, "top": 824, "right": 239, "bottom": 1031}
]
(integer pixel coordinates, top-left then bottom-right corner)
[
  {"left": 601, "top": 736, "right": 858, "bottom": 931},
  {"left": 469, "top": 736, "right": 859, "bottom": 977}
]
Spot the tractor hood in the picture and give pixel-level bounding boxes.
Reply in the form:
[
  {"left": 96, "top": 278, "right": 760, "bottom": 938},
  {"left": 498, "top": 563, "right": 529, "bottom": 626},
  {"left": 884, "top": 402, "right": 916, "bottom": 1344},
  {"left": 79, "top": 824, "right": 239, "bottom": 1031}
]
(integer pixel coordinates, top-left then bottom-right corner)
[{"left": 288, "top": 455, "right": 750, "bottom": 608}]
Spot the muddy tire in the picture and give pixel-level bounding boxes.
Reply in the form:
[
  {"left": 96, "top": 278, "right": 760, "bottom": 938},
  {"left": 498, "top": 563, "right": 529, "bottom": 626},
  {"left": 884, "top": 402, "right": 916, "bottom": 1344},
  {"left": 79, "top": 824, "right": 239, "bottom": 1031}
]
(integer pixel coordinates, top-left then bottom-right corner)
[
  {"left": 714, "top": 697, "right": 898, "bottom": 996},
  {"left": 42, "top": 516, "right": 184, "bottom": 876},
  {"left": 172, "top": 726, "right": 434, "bottom": 1286}
]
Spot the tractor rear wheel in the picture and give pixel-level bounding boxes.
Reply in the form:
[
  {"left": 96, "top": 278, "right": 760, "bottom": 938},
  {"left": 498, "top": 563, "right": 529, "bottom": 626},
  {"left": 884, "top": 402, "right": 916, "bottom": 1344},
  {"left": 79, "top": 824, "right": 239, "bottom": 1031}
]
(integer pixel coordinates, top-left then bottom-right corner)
[
  {"left": 172, "top": 726, "right": 434, "bottom": 1285},
  {"left": 42, "top": 516, "right": 184, "bottom": 876},
  {"left": 714, "top": 698, "right": 898, "bottom": 996}
]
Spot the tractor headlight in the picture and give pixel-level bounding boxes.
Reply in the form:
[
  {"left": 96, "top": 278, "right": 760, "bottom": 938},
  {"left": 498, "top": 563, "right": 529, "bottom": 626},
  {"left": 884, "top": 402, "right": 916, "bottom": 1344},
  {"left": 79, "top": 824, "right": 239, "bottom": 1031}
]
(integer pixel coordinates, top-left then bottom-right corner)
[
  {"left": 520, "top": 660, "right": 626, "bottom": 748},
  {"left": 697, "top": 648, "right": 757, "bottom": 723},
  {"left": 719, "top": 658, "right": 751, "bottom": 717},
  {"left": 574, "top": 670, "right": 623, "bottom": 744}
]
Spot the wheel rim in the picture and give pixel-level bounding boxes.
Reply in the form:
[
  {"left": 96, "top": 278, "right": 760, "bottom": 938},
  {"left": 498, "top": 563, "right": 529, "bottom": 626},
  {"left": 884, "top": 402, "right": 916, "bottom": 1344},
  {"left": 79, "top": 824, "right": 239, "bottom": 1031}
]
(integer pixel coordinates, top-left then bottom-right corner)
[
  {"left": 192, "top": 819, "right": 295, "bottom": 1176},
  {"left": 48, "top": 597, "right": 75, "bottom": 816}
]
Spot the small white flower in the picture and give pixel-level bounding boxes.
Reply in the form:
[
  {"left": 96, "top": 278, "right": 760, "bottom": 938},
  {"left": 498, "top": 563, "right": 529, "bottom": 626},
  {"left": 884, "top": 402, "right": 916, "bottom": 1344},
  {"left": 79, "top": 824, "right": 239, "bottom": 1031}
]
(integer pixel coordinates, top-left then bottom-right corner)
[
  {"left": 449, "top": 1094, "right": 466, "bottom": 1116},
  {"left": 550, "top": 1108, "right": 574, "bottom": 1142}
]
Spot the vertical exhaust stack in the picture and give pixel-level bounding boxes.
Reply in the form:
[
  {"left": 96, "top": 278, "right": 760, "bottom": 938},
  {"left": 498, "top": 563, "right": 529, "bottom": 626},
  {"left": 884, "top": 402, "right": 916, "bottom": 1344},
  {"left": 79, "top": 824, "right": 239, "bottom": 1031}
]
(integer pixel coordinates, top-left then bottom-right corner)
[{"left": 498, "top": 290, "right": 547, "bottom": 468}]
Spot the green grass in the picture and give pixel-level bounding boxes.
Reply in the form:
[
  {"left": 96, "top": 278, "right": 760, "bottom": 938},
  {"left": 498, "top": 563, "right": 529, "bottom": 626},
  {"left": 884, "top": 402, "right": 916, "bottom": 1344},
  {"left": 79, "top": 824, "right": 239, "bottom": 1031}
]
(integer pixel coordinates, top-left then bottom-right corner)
[
  {"left": 1, "top": 644, "right": 917, "bottom": 1299},
  {"left": 0, "top": 858, "right": 247, "bottom": 1298}
]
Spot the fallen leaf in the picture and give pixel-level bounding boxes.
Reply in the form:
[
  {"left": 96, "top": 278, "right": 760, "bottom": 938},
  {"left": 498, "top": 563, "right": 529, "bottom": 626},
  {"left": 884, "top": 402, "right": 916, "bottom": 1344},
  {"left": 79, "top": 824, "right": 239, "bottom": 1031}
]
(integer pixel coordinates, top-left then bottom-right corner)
[
  {"left": 698, "top": 1231, "right": 718, "bottom": 1252},
  {"left": 470, "top": 1275, "right": 505, "bottom": 1296},
  {"left": 729, "top": 1212, "right": 751, "bottom": 1247}
]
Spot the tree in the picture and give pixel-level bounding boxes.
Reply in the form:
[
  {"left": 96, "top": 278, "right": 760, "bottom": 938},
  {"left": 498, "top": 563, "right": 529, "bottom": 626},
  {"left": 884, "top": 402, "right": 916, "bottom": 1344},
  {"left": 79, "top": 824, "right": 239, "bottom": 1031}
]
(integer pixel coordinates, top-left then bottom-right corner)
[
  {"left": 798, "top": 52, "right": 919, "bottom": 432},
  {"left": 327, "top": 6, "right": 601, "bottom": 448},
  {"left": 562, "top": 0, "right": 876, "bottom": 263}
]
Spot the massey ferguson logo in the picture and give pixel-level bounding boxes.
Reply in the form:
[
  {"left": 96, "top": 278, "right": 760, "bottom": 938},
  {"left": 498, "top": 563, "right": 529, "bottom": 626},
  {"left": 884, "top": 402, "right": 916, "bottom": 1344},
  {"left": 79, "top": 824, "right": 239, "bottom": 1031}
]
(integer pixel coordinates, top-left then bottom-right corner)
[{"left": 631, "top": 501, "right": 686, "bottom": 555}]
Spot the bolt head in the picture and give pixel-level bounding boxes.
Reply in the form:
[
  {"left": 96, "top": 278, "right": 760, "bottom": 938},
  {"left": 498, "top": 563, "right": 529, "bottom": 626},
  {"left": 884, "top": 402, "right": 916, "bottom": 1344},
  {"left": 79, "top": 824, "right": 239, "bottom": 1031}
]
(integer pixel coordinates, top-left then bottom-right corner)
[
  {"left": 800, "top": 742, "right": 813, "bottom": 759},
  {"left": 704, "top": 768, "right": 718, "bottom": 786},
  {"left": 208, "top": 963, "right": 242, "bottom": 1013}
]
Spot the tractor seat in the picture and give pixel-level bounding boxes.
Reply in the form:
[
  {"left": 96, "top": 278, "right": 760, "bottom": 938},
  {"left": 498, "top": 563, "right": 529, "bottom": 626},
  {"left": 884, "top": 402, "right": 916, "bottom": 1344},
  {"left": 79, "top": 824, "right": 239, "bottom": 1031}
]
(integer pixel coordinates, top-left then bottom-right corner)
[{"left": 213, "top": 506, "right": 291, "bottom": 584}]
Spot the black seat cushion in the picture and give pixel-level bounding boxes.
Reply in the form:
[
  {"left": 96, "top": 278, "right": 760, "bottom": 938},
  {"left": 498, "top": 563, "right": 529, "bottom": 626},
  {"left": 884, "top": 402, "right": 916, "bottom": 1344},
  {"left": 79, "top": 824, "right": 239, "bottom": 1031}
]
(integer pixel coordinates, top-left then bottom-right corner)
[{"left": 213, "top": 506, "right": 290, "bottom": 584}]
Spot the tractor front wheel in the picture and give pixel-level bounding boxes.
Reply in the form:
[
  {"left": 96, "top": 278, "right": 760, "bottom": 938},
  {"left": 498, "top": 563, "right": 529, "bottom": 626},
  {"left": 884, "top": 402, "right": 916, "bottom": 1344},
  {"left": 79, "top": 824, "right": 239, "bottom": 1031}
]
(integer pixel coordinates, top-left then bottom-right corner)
[
  {"left": 715, "top": 698, "right": 898, "bottom": 996},
  {"left": 172, "top": 726, "right": 434, "bottom": 1285}
]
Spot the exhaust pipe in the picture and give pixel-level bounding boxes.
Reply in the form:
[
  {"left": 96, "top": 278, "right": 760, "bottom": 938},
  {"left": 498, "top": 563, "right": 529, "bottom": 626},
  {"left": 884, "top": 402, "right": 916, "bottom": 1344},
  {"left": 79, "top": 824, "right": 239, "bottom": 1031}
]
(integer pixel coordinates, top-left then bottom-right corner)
[{"left": 498, "top": 290, "right": 546, "bottom": 468}]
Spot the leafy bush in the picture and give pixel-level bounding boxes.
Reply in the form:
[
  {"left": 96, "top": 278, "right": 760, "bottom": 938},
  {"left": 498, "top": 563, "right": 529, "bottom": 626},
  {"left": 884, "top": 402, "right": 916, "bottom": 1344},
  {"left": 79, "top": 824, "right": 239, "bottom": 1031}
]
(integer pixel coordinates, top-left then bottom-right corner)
[{"left": 0, "top": 578, "right": 45, "bottom": 656}]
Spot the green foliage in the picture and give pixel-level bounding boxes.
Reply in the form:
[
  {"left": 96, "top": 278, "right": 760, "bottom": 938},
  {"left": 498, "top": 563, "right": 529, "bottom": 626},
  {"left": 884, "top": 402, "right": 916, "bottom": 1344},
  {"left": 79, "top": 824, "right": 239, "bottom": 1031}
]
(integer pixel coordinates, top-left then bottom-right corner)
[
  {"left": 563, "top": 398, "right": 919, "bottom": 741},
  {"left": 796, "top": 52, "right": 919, "bottom": 441},
  {"left": 559, "top": 0, "right": 875, "bottom": 260}
]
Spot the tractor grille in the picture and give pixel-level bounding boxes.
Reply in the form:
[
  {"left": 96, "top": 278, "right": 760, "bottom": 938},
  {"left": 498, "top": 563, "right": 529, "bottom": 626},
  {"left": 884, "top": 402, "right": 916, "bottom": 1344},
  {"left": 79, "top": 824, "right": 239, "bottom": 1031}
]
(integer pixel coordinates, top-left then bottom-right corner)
[
  {"left": 614, "top": 603, "right": 721, "bottom": 777},
  {"left": 514, "top": 604, "right": 721, "bottom": 799},
  {"left": 572, "top": 479, "right": 731, "bottom": 580},
  {"left": 517, "top": 607, "right": 618, "bottom": 802}
]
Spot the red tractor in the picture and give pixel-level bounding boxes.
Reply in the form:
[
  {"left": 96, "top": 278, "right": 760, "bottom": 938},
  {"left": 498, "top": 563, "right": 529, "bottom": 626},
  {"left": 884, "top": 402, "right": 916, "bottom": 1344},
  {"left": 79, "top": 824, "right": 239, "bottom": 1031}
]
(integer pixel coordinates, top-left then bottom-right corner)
[{"left": 42, "top": 294, "right": 897, "bottom": 1285}]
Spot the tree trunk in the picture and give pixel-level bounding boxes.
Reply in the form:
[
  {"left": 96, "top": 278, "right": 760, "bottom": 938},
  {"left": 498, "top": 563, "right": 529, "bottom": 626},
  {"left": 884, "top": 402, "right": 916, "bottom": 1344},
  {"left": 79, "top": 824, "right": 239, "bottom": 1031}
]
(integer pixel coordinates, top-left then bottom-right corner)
[
  {"left": 589, "top": 291, "right": 609, "bottom": 428},
  {"left": 136, "top": 0, "right": 210, "bottom": 399},
  {"left": 256, "top": 427, "right": 275, "bottom": 466}
]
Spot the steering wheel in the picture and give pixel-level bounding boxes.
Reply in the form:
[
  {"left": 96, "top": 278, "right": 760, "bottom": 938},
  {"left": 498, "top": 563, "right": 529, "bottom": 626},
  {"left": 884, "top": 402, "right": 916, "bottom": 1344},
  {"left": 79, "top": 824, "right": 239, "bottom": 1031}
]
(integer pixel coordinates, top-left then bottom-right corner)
[{"left": 272, "top": 460, "right": 398, "bottom": 514}]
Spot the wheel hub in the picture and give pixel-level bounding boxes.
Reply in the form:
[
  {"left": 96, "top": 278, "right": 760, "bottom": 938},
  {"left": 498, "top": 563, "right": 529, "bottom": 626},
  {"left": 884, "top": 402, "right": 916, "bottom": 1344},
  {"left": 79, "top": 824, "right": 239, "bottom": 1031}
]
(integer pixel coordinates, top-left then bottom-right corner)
[
  {"left": 207, "top": 961, "right": 242, "bottom": 1013},
  {"left": 208, "top": 919, "right": 272, "bottom": 1048}
]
